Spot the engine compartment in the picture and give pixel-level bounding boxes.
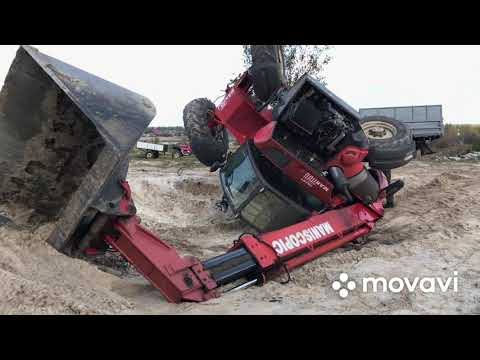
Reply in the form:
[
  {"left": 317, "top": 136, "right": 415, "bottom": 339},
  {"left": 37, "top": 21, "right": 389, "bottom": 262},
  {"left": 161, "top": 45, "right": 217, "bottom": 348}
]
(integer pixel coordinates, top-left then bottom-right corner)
[{"left": 272, "top": 75, "right": 369, "bottom": 159}]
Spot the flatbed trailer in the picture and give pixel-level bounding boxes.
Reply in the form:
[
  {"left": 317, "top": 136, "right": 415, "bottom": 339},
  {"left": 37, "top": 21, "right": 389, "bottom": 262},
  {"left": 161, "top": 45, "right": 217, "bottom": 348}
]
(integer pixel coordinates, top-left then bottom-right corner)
[
  {"left": 359, "top": 105, "right": 444, "bottom": 155},
  {"left": 136, "top": 141, "right": 191, "bottom": 159}
]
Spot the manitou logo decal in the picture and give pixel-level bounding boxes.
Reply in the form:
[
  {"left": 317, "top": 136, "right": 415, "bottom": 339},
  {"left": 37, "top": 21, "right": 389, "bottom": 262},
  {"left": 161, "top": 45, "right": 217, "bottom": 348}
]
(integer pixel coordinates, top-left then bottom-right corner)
[
  {"left": 271, "top": 222, "right": 335, "bottom": 255},
  {"left": 300, "top": 172, "right": 329, "bottom": 192}
]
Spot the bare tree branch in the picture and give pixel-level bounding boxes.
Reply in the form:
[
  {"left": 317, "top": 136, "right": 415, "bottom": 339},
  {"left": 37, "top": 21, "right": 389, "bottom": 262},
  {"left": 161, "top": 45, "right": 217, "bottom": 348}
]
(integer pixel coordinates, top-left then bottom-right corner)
[{"left": 243, "top": 45, "right": 333, "bottom": 86}]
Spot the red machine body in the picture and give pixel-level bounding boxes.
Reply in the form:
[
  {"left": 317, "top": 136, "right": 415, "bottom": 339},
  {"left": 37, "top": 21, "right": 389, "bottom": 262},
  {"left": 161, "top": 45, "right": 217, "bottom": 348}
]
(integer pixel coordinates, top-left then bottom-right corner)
[
  {"left": 101, "top": 170, "right": 386, "bottom": 303},
  {"left": 92, "top": 71, "right": 391, "bottom": 303},
  {"left": 252, "top": 121, "right": 370, "bottom": 205},
  {"left": 236, "top": 187, "right": 386, "bottom": 274},
  {"left": 214, "top": 73, "right": 270, "bottom": 144},
  {"left": 179, "top": 144, "right": 192, "bottom": 155},
  {"left": 213, "top": 72, "right": 370, "bottom": 209},
  {"left": 105, "top": 216, "right": 219, "bottom": 303}
]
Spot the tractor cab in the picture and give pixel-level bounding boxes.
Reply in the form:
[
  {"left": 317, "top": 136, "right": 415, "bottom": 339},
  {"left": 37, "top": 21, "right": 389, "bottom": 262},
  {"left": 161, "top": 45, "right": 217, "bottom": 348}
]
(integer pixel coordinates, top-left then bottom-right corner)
[{"left": 220, "top": 141, "right": 312, "bottom": 233}]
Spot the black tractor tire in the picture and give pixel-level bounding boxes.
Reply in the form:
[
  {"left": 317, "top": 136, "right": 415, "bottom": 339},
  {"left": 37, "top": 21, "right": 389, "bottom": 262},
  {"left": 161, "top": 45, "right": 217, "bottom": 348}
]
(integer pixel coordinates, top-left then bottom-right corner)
[
  {"left": 250, "top": 45, "right": 286, "bottom": 102},
  {"left": 183, "top": 98, "right": 228, "bottom": 167},
  {"left": 360, "top": 116, "right": 416, "bottom": 170}
]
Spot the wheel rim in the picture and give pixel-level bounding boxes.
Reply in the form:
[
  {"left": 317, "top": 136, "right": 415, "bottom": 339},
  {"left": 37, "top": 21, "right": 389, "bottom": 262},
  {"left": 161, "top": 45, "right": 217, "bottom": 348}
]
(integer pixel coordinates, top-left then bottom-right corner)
[
  {"left": 146, "top": 152, "right": 153, "bottom": 159},
  {"left": 361, "top": 121, "right": 397, "bottom": 140}
]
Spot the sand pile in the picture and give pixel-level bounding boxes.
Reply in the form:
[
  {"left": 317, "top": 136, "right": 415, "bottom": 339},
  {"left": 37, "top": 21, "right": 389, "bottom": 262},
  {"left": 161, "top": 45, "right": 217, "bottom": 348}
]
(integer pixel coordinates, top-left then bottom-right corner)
[
  {"left": 127, "top": 167, "right": 247, "bottom": 258},
  {"left": 0, "top": 160, "right": 479, "bottom": 314},
  {"left": 0, "top": 220, "right": 133, "bottom": 314},
  {"left": 125, "top": 161, "right": 480, "bottom": 314}
]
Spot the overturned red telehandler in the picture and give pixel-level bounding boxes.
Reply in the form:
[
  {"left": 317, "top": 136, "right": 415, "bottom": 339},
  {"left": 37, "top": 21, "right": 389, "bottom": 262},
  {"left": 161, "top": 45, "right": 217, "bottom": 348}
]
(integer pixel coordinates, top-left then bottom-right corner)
[{"left": 0, "top": 45, "right": 413, "bottom": 303}]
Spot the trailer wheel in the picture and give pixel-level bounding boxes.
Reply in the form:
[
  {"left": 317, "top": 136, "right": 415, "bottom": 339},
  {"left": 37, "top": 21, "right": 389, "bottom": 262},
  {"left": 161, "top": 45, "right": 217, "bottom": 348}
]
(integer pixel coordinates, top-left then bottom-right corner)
[
  {"left": 145, "top": 151, "right": 155, "bottom": 159},
  {"left": 250, "top": 45, "right": 286, "bottom": 102},
  {"left": 183, "top": 98, "right": 228, "bottom": 167},
  {"left": 360, "top": 116, "right": 416, "bottom": 170}
]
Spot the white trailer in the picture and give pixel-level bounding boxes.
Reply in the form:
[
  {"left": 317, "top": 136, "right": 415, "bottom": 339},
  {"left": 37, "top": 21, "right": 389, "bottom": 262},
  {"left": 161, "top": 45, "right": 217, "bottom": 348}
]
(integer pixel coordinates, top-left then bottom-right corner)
[
  {"left": 136, "top": 142, "right": 167, "bottom": 159},
  {"left": 136, "top": 141, "right": 192, "bottom": 159}
]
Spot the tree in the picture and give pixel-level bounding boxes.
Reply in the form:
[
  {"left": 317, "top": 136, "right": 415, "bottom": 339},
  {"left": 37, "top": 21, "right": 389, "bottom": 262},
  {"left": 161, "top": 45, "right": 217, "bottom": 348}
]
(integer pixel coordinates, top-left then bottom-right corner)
[{"left": 242, "top": 45, "right": 332, "bottom": 86}]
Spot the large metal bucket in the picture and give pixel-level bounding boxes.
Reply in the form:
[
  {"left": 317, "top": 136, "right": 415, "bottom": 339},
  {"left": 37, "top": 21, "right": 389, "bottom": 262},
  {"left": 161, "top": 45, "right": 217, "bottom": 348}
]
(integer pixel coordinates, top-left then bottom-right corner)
[{"left": 0, "top": 45, "right": 156, "bottom": 253}]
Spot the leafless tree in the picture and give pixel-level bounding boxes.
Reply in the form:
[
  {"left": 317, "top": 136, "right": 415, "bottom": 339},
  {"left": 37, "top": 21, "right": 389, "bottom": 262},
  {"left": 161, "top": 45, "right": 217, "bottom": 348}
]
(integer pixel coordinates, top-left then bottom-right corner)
[{"left": 243, "top": 45, "right": 333, "bottom": 86}]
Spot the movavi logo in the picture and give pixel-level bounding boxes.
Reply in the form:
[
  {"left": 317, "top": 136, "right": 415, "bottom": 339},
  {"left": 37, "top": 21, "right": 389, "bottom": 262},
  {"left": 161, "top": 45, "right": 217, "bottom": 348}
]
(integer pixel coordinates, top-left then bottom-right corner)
[
  {"left": 271, "top": 222, "right": 335, "bottom": 255},
  {"left": 332, "top": 272, "right": 459, "bottom": 298},
  {"left": 362, "top": 272, "right": 459, "bottom": 294}
]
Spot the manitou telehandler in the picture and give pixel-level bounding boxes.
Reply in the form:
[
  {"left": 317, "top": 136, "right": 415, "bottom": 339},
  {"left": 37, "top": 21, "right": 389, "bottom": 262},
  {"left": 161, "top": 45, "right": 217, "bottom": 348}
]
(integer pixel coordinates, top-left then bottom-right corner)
[{"left": 0, "top": 45, "right": 415, "bottom": 303}]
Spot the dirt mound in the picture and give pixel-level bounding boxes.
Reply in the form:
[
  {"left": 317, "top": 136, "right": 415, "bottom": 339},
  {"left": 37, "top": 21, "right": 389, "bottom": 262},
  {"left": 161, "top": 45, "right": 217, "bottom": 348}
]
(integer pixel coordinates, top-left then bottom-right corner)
[
  {"left": 127, "top": 169, "right": 248, "bottom": 258},
  {"left": 128, "top": 173, "right": 223, "bottom": 226},
  {"left": 0, "top": 222, "right": 133, "bottom": 314},
  {"left": 421, "top": 172, "right": 469, "bottom": 190},
  {"left": 174, "top": 179, "right": 219, "bottom": 196},
  {"left": 1, "top": 160, "right": 479, "bottom": 315}
]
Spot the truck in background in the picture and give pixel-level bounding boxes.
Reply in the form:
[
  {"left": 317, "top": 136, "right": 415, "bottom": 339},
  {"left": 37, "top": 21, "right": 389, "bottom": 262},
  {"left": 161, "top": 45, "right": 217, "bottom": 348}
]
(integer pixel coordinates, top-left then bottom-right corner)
[
  {"left": 359, "top": 105, "right": 444, "bottom": 155},
  {"left": 136, "top": 141, "right": 192, "bottom": 159}
]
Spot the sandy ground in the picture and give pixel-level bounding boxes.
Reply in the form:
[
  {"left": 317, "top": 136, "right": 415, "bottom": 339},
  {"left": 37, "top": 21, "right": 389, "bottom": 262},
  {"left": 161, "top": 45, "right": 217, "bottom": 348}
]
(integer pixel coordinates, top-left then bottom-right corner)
[{"left": 0, "top": 158, "right": 479, "bottom": 314}]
